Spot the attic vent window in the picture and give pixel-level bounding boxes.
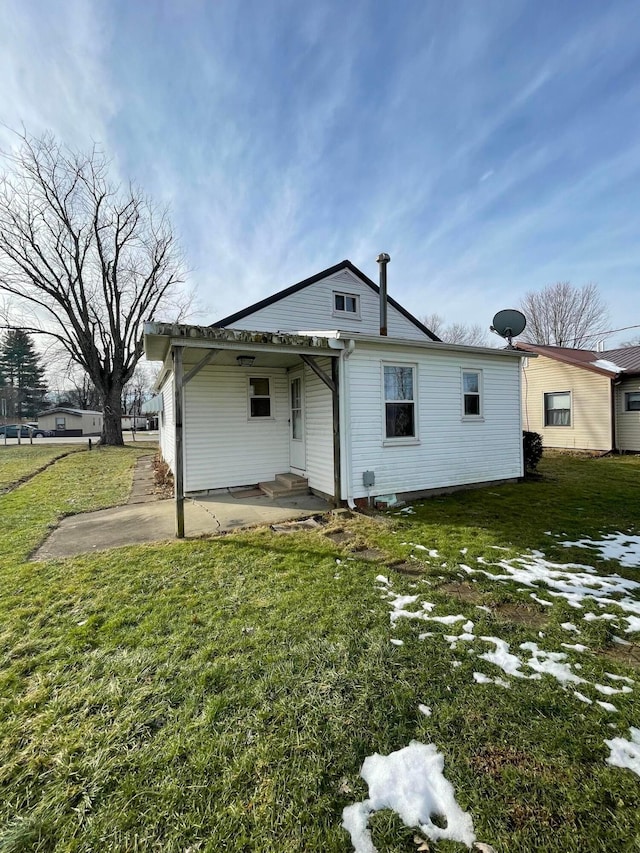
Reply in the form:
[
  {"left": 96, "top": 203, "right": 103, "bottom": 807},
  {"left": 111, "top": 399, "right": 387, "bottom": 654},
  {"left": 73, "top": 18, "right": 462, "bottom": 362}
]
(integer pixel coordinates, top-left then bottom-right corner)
[{"left": 333, "top": 291, "right": 360, "bottom": 317}]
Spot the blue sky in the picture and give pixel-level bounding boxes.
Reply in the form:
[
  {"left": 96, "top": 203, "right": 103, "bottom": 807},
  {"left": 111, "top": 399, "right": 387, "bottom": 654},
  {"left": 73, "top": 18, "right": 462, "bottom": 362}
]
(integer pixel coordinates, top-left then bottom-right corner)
[{"left": 2, "top": 0, "right": 640, "bottom": 347}]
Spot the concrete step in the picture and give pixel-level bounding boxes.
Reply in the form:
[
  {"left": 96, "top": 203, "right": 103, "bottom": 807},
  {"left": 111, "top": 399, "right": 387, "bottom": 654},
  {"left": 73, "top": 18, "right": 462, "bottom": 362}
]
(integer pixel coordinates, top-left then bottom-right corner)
[
  {"left": 259, "top": 473, "right": 309, "bottom": 499},
  {"left": 275, "top": 472, "right": 308, "bottom": 490}
]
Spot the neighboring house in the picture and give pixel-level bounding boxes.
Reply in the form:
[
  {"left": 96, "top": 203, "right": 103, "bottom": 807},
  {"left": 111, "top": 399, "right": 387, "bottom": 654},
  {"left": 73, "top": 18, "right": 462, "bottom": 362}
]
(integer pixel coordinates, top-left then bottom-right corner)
[
  {"left": 516, "top": 343, "right": 640, "bottom": 452},
  {"left": 143, "top": 259, "right": 527, "bottom": 535},
  {"left": 121, "top": 415, "right": 147, "bottom": 431},
  {"left": 38, "top": 407, "right": 103, "bottom": 436}
]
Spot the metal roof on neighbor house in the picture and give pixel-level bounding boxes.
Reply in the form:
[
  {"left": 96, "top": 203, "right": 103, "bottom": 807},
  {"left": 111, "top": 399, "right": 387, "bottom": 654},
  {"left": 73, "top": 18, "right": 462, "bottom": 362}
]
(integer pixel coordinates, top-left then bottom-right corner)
[
  {"left": 515, "top": 342, "right": 638, "bottom": 376},
  {"left": 38, "top": 407, "right": 102, "bottom": 417}
]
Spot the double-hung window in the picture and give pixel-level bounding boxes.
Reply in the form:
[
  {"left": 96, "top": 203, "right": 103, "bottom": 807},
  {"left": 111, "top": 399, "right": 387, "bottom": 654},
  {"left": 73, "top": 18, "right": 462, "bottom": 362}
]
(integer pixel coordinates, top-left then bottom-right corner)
[
  {"left": 625, "top": 392, "right": 640, "bottom": 412},
  {"left": 384, "top": 364, "right": 416, "bottom": 440},
  {"left": 462, "top": 370, "right": 482, "bottom": 418},
  {"left": 544, "top": 391, "right": 571, "bottom": 426},
  {"left": 249, "top": 377, "right": 272, "bottom": 418}
]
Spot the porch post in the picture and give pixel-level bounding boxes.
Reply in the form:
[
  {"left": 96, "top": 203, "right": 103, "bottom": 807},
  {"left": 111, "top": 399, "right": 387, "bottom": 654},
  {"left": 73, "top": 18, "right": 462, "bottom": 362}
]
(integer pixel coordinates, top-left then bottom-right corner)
[
  {"left": 173, "top": 345, "right": 185, "bottom": 538},
  {"left": 331, "top": 357, "right": 341, "bottom": 506}
]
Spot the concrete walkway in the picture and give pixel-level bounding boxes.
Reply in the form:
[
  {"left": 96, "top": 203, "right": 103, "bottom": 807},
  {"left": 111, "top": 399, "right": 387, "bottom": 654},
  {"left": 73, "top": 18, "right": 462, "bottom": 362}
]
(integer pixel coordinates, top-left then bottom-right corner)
[{"left": 32, "top": 456, "right": 330, "bottom": 560}]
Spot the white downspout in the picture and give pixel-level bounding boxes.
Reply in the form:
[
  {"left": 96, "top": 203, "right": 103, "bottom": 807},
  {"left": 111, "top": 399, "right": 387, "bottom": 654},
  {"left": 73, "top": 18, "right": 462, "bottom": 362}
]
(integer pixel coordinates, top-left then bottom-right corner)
[{"left": 340, "top": 338, "right": 357, "bottom": 509}]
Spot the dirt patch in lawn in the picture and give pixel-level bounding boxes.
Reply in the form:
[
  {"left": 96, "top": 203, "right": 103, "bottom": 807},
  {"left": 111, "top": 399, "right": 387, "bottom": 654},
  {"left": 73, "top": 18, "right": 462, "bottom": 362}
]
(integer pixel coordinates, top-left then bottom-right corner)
[
  {"left": 599, "top": 642, "right": 640, "bottom": 670},
  {"left": 391, "top": 560, "right": 427, "bottom": 576},
  {"left": 493, "top": 602, "right": 548, "bottom": 629},
  {"left": 324, "top": 529, "right": 353, "bottom": 545},
  {"left": 471, "top": 744, "right": 546, "bottom": 778},
  {"left": 438, "top": 581, "right": 485, "bottom": 604}
]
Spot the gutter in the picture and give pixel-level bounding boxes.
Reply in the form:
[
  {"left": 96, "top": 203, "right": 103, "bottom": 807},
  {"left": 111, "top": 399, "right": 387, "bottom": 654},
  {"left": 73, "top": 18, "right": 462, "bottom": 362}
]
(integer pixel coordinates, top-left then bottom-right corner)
[{"left": 334, "top": 331, "right": 529, "bottom": 359}]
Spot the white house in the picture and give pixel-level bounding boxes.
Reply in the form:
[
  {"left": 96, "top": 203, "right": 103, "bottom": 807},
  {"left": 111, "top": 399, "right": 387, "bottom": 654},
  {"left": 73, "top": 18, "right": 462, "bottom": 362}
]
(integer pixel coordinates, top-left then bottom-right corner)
[
  {"left": 38, "top": 407, "right": 103, "bottom": 436},
  {"left": 143, "top": 258, "right": 527, "bottom": 536}
]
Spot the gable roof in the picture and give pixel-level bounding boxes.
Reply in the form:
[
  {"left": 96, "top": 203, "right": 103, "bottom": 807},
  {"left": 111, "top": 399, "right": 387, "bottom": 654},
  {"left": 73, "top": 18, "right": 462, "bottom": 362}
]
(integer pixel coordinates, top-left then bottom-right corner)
[
  {"left": 515, "top": 342, "right": 640, "bottom": 377},
  {"left": 210, "top": 260, "right": 441, "bottom": 341}
]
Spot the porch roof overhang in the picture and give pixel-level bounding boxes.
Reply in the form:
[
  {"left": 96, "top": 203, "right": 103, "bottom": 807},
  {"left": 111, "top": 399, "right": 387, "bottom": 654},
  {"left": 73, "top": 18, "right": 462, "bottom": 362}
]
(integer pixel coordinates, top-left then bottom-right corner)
[{"left": 143, "top": 321, "right": 343, "bottom": 368}]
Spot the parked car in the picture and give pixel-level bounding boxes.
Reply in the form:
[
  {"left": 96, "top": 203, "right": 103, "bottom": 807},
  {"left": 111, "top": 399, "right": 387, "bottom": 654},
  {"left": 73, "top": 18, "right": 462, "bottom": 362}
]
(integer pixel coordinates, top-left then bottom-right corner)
[
  {"left": 0, "top": 423, "right": 48, "bottom": 438},
  {"left": 26, "top": 423, "right": 53, "bottom": 437}
]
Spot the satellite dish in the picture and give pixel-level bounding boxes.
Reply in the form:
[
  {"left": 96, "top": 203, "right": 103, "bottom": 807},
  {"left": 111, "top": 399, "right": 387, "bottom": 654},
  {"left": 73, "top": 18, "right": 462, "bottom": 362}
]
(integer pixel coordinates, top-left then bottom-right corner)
[{"left": 491, "top": 309, "right": 526, "bottom": 348}]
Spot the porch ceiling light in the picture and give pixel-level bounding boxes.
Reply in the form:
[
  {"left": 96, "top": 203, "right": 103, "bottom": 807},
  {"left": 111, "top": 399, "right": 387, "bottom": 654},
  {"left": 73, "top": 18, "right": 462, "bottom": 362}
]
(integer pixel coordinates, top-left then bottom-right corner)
[{"left": 237, "top": 355, "right": 256, "bottom": 367}]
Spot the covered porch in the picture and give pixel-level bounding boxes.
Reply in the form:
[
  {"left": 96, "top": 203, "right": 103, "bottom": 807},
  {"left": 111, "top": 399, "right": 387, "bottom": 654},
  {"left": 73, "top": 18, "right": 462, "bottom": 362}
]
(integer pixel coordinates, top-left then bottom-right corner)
[{"left": 143, "top": 323, "right": 345, "bottom": 537}]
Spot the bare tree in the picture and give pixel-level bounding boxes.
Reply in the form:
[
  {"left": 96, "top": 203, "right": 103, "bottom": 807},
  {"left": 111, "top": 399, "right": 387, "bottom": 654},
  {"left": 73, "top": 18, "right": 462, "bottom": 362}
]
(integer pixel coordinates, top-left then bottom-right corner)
[
  {"left": 122, "top": 362, "right": 157, "bottom": 416},
  {"left": 0, "top": 131, "right": 188, "bottom": 444},
  {"left": 520, "top": 282, "right": 609, "bottom": 348},
  {"left": 423, "top": 313, "right": 489, "bottom": 346}
]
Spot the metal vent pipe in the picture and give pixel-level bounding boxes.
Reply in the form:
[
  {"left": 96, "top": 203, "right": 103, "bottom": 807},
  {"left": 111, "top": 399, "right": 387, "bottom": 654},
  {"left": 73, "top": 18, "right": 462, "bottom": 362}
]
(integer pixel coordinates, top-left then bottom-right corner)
[{"left": 376, "top": 252, "right": 390, "bottom": 336}]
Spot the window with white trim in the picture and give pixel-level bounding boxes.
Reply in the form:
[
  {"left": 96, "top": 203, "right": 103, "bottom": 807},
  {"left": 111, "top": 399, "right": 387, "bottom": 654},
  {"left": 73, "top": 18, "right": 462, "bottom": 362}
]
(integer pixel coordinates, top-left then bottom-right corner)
[
  {"left": 544, "top": 391, "right": 571, "bottom": 426},
  {"left": 383, "top": 364, "right": 416, "bottom": 439},
  {"left": 248, "top": 377, "right": 272, "bottom": 418},
  {"left": 462, "top": 370, "right": 482, "bottom": 418},
  {"left": 333, "top": 291, "right": 360, "bottom": 316},
  {"left": 625, "top": 391, "right": 640, "bottom": 411}
]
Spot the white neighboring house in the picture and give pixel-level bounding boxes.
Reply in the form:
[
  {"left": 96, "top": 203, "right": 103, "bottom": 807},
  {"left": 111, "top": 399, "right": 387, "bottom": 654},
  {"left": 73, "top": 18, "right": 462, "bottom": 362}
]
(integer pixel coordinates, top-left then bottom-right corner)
[
  {"left": 143, "top": 259, "right": 527, "bottom": 535},
  {"left": 38, "top": 407, "right": 103, "bottom": 435}
]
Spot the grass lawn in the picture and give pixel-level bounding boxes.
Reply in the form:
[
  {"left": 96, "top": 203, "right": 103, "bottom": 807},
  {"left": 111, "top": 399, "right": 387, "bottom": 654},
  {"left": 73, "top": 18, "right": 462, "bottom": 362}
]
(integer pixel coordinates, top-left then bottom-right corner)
[
  {"left": 0, "top": 445, "right": 84, "bottom": 491},
  {"left": 0, "top": 450, "right": 639, "bottom": 851}
]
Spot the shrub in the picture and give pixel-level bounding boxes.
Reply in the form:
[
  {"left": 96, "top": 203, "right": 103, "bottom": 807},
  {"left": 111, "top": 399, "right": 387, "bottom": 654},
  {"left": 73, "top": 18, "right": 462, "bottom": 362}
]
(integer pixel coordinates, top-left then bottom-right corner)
[{"left": 523, "top": 430, "right": 543, "bottom": 473}]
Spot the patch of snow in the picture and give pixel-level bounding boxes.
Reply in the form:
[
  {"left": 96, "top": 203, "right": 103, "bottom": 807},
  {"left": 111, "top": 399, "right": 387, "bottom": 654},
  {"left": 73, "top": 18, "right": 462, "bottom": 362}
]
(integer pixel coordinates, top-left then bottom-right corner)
[
  {"left": 584, "top": 612, "right": 619, "bottom": 622},
  {"left": 530, "top": 593, "right": 553, "bottom": 606},
  {"left": 460, "top": 548, "right": 468, "bottom": 555},
  {"left": 473, "top": 672, "right": 510, "bottom": 688},
  {"left": 605, "top": 728, "right": 640, "bottom": 778},
  {"left": 573, "top": 691, "right": 593, "bottom": 705},
  {"left": 418, "top": 632, "right": 435, "bottom": 640},
  {"left": 462, "top": 620, "right": 475, "bottom": 633},
  {"left": 342, "top": 741, "right": 476, "bottom": 851},
  {"left": 561, "top": 643, "right": 589, "bottom": 652},
  {"left": 390, "top": 639, "right": 404, "bottom": 646},
  {"left": 625, "top": 616, "right": 640, "bottom": 633},
  {"left": 425, "top": 614, "right": 467, "bottom": 625},
  {"left": 375, "top": 575, "right": 390, "bottom": 585},
  {"left": 597, "top": 701, "right": 618, "bottom": 713},
  {"left": 479, "top": 637, "right": 534, "bottom": 679},
  {"left": 462, "top": 550, "right": 640, "bottom": 616},
  {"left": 476, "top": 605, "right": 492, "bottom": 614},
  {"left": 560, "top": 532, "right": 640, "bottom": 568},
  {"left": 592, "top": 358, "right": 624, "bottom": 373},
  {"left": 561, "top": 622, "right": 580, "bottom": 633},
  {"left": 594, "top": 683, "right": 632, "bottom": 696},
  {"left": 418, "top": 704, "right": 432, "bottom": 716},
  {"left": 519, "top": 643, "right": 586, "bottom": 685},
  {"left": 612, "top": 635, "right": 631, "bottom": 645},
  {"left": 605, "top": 673, "right": 634, "bottom": 684}
]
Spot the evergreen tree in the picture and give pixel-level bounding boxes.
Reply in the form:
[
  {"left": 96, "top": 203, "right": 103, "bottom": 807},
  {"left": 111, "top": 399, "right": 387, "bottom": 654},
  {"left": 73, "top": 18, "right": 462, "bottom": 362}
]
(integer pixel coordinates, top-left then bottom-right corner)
[{"left": 0, "top": 329, "right": 47, "bottom": 418}]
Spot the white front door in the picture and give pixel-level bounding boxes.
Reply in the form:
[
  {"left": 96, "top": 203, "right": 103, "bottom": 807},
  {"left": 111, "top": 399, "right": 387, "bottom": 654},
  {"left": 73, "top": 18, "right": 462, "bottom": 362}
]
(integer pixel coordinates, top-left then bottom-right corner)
[{"left": 289, "top": 371, "right": 306, "bottom": 471}]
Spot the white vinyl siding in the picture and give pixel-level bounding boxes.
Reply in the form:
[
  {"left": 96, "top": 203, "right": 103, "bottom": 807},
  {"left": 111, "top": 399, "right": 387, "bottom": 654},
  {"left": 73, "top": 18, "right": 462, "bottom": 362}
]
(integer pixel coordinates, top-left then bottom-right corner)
[
  {"left": 521, "top": 355, "right": 613, "bottom": 450},
  {"left": 225, "top": 270, "right": 429, "bottom": 340},
  {"left": 159, "top": 376, "right": 175, "bottom": 474},
  {"left": 303, "top": 358, "right": 334, "bottom": 497},
  {"left": 183, "top": 366, "right": 289, "bottom": 492},
  {"left": 37, "top": 410, "right": 103, "bottom": 435},
  {"left": 345, "top": 345, "right": 522, "bottom": 498},
  {"left": 616, "top": 378, "right": 640, "bottom": 452}
]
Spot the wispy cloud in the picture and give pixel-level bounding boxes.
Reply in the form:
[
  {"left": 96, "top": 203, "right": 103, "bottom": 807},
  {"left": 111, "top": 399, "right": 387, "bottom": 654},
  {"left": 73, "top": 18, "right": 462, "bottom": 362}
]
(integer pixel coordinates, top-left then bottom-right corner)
[{"left": 1, "top": 0, "right": 639, "bottom": 346}]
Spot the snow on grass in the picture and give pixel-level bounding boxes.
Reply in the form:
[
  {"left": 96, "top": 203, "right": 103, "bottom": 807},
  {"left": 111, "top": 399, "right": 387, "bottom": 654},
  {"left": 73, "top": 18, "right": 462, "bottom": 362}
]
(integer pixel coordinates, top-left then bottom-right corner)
[
  {"left": 520, "top": 642, "right": 586, "bottom": 685},
  {"left": 418, "top": 704, "right": 432, "bottom": 716},
  {"left": 561, "top": 643, "right": 589, "bottom": 652},
  {"left": 561, "top": 622, "right": 580, "bottom": 633},
  {"left": 342, "top": 741, "right": 476, "bottom": 851},
  {"left": 605, "top": 728, "right": 640, "bottom": 778},
  {"left": 473, "top": 672, "right": 510, "bottom": 688},
  {"left": 560, "top": 532, "right": 640, "bottom": 568},
  {"left": 597, "top": 701, "right": 618, "bottom": 713},
  {"left": 462, "top": 549, "right": 640, "bottom": 620}
]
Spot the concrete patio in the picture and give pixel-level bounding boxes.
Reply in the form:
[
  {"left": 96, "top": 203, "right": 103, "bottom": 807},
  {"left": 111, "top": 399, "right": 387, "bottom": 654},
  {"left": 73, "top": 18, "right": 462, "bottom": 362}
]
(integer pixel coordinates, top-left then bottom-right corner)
[{"left": 32, "top": 456, "right": 330, "bottom": 560}]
